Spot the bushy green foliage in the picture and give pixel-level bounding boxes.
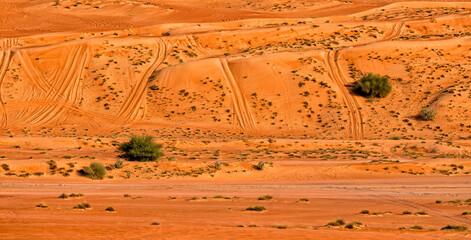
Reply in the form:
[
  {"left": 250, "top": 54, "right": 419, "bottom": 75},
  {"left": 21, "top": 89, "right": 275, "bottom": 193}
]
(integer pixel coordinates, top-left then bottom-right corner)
[
  {"left": 355, "top": 73, "right": 392, "bottom": 98},
  {"left": 81, "top": 162, "right": 106, "bottom": 180},
  {"left": 418, "top": 107, "right": 436, "bottom": 121},
  {"left": 118, "top": 135, "right": 164, "bottom": 162}
]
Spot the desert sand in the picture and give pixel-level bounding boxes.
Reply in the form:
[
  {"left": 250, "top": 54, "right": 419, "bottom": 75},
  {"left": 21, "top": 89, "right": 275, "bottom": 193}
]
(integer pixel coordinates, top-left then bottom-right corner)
[{"left": 1, "top": 0, "right": 471, "bottom": 239}]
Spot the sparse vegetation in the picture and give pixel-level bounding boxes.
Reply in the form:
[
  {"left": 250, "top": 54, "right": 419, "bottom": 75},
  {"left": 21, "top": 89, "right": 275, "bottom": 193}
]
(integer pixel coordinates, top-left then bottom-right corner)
[
  {"left": 246, "top": 206, "right": 266, "bottom": 211},
  {"left": 441, "top": 225, "right": 467, "bottom": 231},
  {"left": 326, "top": 219, "right": 345, "bottom": 227},
  {"left": 258, "top": 195, "right": 273, "bottom": 200},
  {"left": 354, "top": 73, "right": 392, "bottom": 98},
  {"left": 74, "top": 202, "right": 91, "bottom": 209},
  {"left": 36, "top": 203, "right": 48, "bottom": 208},
  {"left": 118, "top": 135, "right": 164, "bottom": 162},
  {"left": 418, "top": 107, "right": 437, "bottom": 121},
  {"left": 80, "top": 162, "right": 106, "bottom": 180}
]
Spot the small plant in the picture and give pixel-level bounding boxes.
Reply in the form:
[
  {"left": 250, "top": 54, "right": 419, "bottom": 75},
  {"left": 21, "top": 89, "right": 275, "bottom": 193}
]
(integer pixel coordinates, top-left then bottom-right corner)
[
  {"left": 36, "top": 202, "right": 48, "bottom": 208},
  {"left": 354, "top": 73, "right": 392, "bottom": 98},
  {"left": 402, "top": 210, "right": 412, "bottom": 215},
  {"left": 410, "top": 225, "right": 423, "bottom": 230},
  {"left": 345, "top": 221, "right": 363, "bottom": 229},
  {"left": 299, "top": 198, "right": 309, "bottom": 202},
  {"left": 114, "top": 160, "right": 124, "bottom": 169},
  {"left": 58, "top": 193, "right": 68, "bottom": 199},
  {"left": 326, "top": 219, "right": 345, "bottom": 227},
  {"left": 441, "top": 225, "right": 467, "bottom": 231},
  {"left": 258, "top": 195, "right": 273, "bottom": 200},
  {"left": 416, "top": 211, "right": 427, "bottom": 215},
  {"left": 124, "top": 194, "right": 131, "bottom": 197},
  {"left": 151, "top": 221, "right": 160, "bottom": 225},
  {"left": 255, "top": 161, "right": 265, "bottom": 170},
  {"left": 80, "top": 162, "right": 106, "bottom": 180},
  {"left": 74, "top": 202, "right": 91, "bottom": 209},
  {"left": 105, "top": 207, "right": 115, "bottom": 212},
  {"left": 360, "top": 210, "right": 370, "bottom": 214},
  {"left": 418, "top": 107, "right": 436, "bottom": 121},
  {"left": 246, "top": 206, "right": 266, "bottom": 211},
  {"left": 462, "top": 211, "right": 471, "bottom": 215},
  {"left": 69, "top": 193, "right": 84, "bottom": 198},
  {"left": 1, "top": 163, "right": 9, "bottom": 171},
  {"left": 214, "top": 161, "right": 222, "bottom": 170},
  {"left": 435, "top": 199, "right": 442, "bottom": 204},
  {"left": 271, "top": 225, "right": 290, "bottom": 229},
  {"left": 118, "top": 135, "right": 164, "bottom": 162}
]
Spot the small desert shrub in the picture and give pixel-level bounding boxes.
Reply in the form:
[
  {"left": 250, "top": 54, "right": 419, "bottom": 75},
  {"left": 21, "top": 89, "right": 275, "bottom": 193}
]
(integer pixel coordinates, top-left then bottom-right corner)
[
  {"left": 118, "top": 135, "right": 164, "bottom": 162},
  {"left": 69, "top": 193, "right": 84, "bottom": 198},
  {"left": 441, "top": 225, "right": 467, "bottom": 231},
  {"left": 1, "top": 163, "right": 9, "bottom": 171},
  {"left": 36, "top": 202, "right": 48, "bottom": 208},
  {"left": 271, "top": 225, "right": 290, "bottom": 229},
  {"left": 80, "top": 162, "right": 106, "bottom": 180},
  {"left": 327, "top": 219, "right": 345, "bottom": 227},
  {"left": 360, "top": 210, "right": 370, "bottom": 214},
  {"left": 151, "top": 221, "right": 160, "bottom": 225},
  {"left": 58, "top": 193, "right": 68, "bottom": 199},
  {"left": 246, "top": 206, "right": 266, "bottom": 211},
  {"left": 255, "top": 161, "right": 265, "bottom": 170},
  {"left": 435, "top": 199, "right": 442, "bottom": 204},
  {"left": 418, "top": 107, "right": 436, "bottom": 121},
  {"left": 345, "top": 221, "right": 363, "bottom": 229},
  {"left": 299, "top": 198, "right": 309, "bottom": 202},
  {"left": 402, "top": 210, "right": 412, "bottom": 215},
  {"left": 74, "top": 202, "right": 91, "bottom": 209},
  {"left": 410, "top": 225, "right": 423, "bottom": 230},
  {"left": 416, "top": 211, "right": 427, "bottom": 215},
  {"left": 214, "top": 161, "right": 222, "bottom": 170},
  {"left": 258, "top": 195, "right": 273, "bottom": 200},
  {"left": 105, "top": 207, "right": 115, "bottom": 212},
  {"left": 124, "top": 194, "right": 131, "bottom": 197},
  {"left": 355, "top": 73, "right": 392, "bottom": 98},
  {"left": 114, "top": 160, "right": 124, "bottom": 169}
]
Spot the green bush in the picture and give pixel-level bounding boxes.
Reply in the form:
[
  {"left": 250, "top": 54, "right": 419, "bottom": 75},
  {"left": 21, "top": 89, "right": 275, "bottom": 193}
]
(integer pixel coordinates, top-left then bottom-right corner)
[
  {"left": 355, "top": 73, "right": 392, "bottom": 98},
  {"left": 80, "top": 162, "right": 106, "bottom": 180},
  {"left": 74, "top": 202, "right": 91, "bottom": 209},
  {"left": 326, "top": 219, "right": 345, "bottom": 227},
  {"left": 418, "top": 107, "right": 436, "bottom": 121},
  {"left": 246, "top": 206, "right": 266, "bottom": 211},
  {"left": 118, "top": 135, "right": 164, "bottom": 162},
  {"left": 258, "top": 195, "right": 273, "bottom": 200},
  {"left": 441, "top": 225, "right": 467, "bottom": 231}
]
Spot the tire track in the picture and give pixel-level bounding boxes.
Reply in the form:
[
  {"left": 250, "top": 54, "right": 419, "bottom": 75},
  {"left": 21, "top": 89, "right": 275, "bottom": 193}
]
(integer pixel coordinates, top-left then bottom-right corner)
[
  {"left": 116, "top": 38, "right": 168, "bottom": 121},
  {"left": 219, "top": 58, "right": 256, "bottom": 132},
  {"left": 0, "top": 50, "right": 13, "bottom": 128},
  {"left": 17, "top": 44, "right": 96, "bottom": 127},
  {"left": 374, "top": 193, "right": 471, "bottom": 226},
  {"left": 324, "top": 50, "right": 364, "bottom": 139}
]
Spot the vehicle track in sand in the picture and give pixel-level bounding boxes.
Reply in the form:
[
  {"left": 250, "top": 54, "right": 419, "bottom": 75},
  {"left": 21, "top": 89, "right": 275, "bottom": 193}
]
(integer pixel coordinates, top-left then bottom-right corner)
[
  {"left": 15, "top": 44, "right": 98, "bottom": 128},
  {"left": 323, "top": 21, "right": 405, "bottom": 139},
  {"left": 116, "top": 38, "right": 168, "bottom": 121},
  {"left": 0, "top": 50, "right": 13, "bottom": 128},
  {"left": 374, "top": 193, "right": 471, "bottom": 226},
  {"left": 324, "top": 50, "right": 364, "bottom": 139},
  {"left": 219, "top": 58, "right": 256, "bottom": 132}
]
